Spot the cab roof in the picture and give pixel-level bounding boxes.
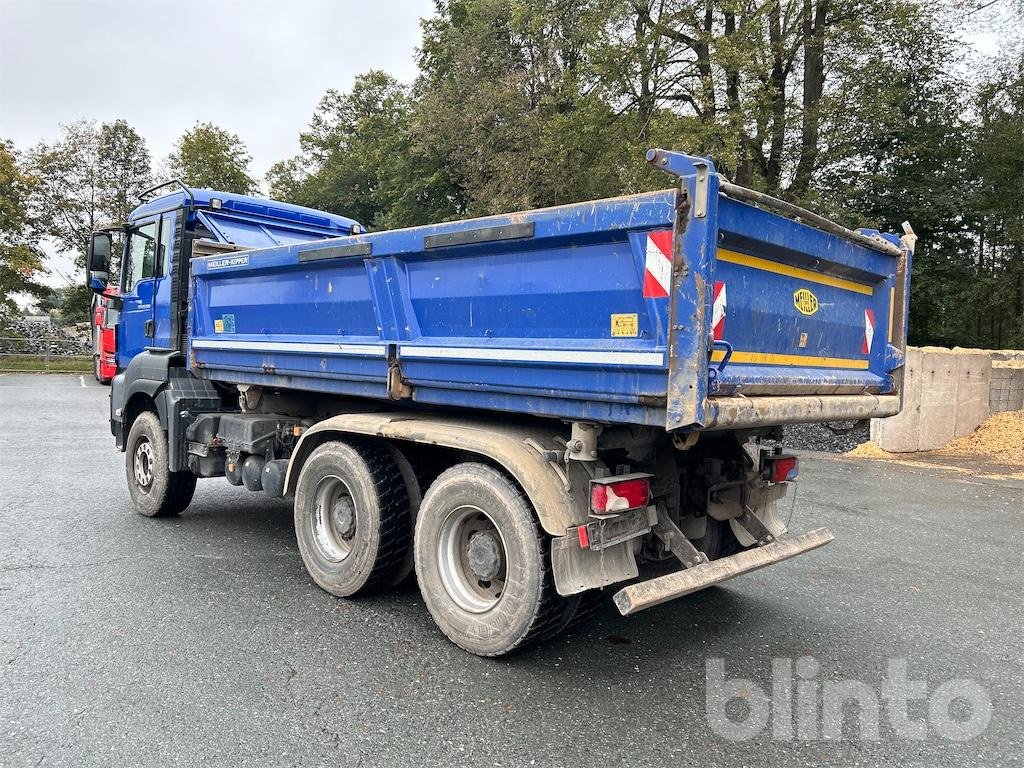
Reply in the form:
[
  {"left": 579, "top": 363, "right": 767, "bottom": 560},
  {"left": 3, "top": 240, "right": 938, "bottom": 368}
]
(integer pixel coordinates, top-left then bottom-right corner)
[{"left": 129, "top": 187, "right": 360, "bottom": 236}]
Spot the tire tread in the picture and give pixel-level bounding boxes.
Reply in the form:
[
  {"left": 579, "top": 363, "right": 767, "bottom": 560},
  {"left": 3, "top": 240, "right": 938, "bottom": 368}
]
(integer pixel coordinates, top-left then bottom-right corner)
[
  {"left": 126, "top": 411, "right": 196, "bottom": 518},
  {"left": 418, "top": 463, "right": 563, "bottom": 656},
  {"left": 296, "top": 439, "right": 411, "bottom": 596},
  {"left": 354, "top": 440, "right": 412, "bottom": 591}
]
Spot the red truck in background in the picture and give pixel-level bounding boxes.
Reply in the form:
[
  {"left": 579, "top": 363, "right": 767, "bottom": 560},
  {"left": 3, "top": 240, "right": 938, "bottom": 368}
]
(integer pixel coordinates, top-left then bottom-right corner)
[{"left": 91, "top": 285, "right": 118, "bottom": 384}]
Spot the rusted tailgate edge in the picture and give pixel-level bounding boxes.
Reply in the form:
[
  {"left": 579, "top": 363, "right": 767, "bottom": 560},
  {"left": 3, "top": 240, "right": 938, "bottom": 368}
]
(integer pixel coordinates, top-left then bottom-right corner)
[
  {"left": 703, "top": 394, "right": 900, "bottom": 431},
  {"left": 612, "top": 528, "right": 834, "bottom": 616}
]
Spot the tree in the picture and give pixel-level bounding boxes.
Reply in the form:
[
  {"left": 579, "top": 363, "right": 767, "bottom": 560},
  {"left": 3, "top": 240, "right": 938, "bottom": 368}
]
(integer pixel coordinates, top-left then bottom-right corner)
[
  {"left": 38, "top": 284, "right": 93, "bottom": 324},
  {"left": 29, "top": 120, "right": 151, "bottom": 271},
  {"left": 268, "top": 71, "right": 462, "bottom": 228},
  {"left": 810, "top": 7, "right": 976, "bottom": 346},
  {"left": 970, "top": 54, "right": 1024, "bottom": 347},
  {"left": 29, "top": 120, "right": 103, "bottom": 270},
  {"left": 407, "top": 1, "right": 949, "bottom": 215},
  {"left": 586, "top": 0, "right": 952, "bottom": 201},
  {"left": 0, "top": 141, "right": 46, "bottom": 313},
  {"left": 414, "top": 0, "right": 630, "bottom": 216},
  {"left": 98, "top": 119, "right": 152, "bottom": 224},
  {"left": 167, "top": 122, "right": 256, "bottom": 195}
]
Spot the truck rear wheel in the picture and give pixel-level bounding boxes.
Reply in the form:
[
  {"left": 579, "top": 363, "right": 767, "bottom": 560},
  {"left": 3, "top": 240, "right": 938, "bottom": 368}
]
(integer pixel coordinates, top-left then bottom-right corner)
[
  {"left": 385, "top": 445, "right": 422, "bottom": 587},
  {"left": 125, "top": 411, "right": 196, "bottom": 517},
  {"left": 414, "top": 463, "right": 561, "bottom": 656},
  {"left": 293, "top": 440, "right": 410, "bottom": 597}
]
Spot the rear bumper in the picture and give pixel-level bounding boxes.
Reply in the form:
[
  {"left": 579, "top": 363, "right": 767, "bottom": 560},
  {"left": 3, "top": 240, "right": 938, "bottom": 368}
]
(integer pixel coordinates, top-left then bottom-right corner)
[
  {"left": 612, "top": 527, "right": 834, "bottom": 615},
  {"left": 703, "top": 394, "right": 900, "bottom": 430}
]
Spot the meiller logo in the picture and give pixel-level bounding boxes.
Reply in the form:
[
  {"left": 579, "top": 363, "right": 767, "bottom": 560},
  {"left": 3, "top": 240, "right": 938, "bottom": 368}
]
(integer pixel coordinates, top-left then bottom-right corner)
[{"left": 207, "top": 255, "right": 250, "bottom": 270}]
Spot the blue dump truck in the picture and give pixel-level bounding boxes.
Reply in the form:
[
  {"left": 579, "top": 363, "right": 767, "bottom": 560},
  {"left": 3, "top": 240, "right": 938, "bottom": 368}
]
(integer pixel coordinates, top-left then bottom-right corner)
[{"left": 87, "top": 150, "right": 914, "bottom": 656}]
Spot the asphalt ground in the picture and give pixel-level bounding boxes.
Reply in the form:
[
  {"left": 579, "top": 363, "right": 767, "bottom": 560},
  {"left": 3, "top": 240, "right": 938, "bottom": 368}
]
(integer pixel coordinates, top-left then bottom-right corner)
[{"left": 1, "top": 374, "right": 1022, "bottom": 767}]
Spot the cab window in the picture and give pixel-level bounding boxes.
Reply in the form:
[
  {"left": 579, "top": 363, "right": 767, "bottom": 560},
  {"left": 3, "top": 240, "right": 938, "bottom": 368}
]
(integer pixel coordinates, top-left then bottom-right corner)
[
  {"left": 123, "top": 221, "right": 158, "bottom": 292},
  {"left": 157, "top": 215, "right": 174, "bottom": 275}
]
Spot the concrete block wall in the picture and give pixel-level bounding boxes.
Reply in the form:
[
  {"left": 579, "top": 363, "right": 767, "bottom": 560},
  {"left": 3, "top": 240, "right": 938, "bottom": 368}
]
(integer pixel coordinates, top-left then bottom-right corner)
[
  {"left": 870, "top": 347, "right": 923, "bottom": 452},
  {"left": 871, "top": 346, "right": 995, "bottom": 453},
  {"left": 991, "top": 363, "right": 1024, "bottom": 412},
  {"left": 954, "top": 350, "right": 993, "bottom": 435}
]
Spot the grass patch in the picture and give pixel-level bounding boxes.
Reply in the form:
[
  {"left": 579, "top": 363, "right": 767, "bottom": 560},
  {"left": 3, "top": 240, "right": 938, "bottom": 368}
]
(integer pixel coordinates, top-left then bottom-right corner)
[{"left": 0, "top": 355, "right": 92, "bottom": 373}]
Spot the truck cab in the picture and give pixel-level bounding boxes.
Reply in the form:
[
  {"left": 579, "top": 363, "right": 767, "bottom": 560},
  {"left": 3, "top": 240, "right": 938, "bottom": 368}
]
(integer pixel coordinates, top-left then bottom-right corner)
[{"left": 87, "top": 182, "right": 362, "bottom": 369}]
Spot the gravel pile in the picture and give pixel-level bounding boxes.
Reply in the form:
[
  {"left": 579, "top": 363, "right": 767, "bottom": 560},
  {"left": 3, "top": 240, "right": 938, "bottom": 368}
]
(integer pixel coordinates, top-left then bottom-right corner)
[
  {"left": 782, "top": 420, "right": 870, "bottom": 453},
  {"left": 0, "top": 319, "right": 92, "bottom": 356}
]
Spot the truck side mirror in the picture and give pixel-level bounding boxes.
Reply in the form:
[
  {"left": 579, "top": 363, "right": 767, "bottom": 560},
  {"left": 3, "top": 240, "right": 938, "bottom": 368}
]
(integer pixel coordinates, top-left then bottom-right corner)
[{"left": 88, "top": 232, "right": 112, "bottom": 292}]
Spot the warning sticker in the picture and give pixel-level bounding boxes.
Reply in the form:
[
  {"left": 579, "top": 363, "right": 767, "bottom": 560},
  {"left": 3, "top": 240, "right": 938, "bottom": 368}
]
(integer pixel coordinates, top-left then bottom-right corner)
[
  {"left": 213, "top": 314, "right": 235, "bottom": 334},
  {"left": 711, "top": 281, "right": 726, "bottom": 340},
  {"left": 863, "top": 309, "right": 875, "bottom": 354},
  {"left": 643, "top": 232, "right": 673, "bottom": 299},
  {"left": 611, "top": 313, "right": 639, "bottom": 337}
]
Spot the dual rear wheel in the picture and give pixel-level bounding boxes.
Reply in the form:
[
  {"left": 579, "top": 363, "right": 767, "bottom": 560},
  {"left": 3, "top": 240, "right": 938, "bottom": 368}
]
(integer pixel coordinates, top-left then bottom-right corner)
[
  {"left": 293, "top": 443, "right": 580, "bottom": 655},
  {"left": 293, "top": 440, "right": 411, "bottom": 596}
]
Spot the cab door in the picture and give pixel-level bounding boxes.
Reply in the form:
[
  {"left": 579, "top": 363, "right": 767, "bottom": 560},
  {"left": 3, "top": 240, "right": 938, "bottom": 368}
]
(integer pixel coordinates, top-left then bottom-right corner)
[
  {"left": 150, "top": 213, "right": 177, "bottom": 350},
  {"left": 117, "top": 217, "right": 159, "bottom": 367}
]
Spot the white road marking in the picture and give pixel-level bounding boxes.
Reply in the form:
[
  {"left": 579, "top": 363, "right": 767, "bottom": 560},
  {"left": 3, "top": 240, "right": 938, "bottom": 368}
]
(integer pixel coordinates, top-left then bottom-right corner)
[{"left": 79, "top": 376, "right": 87, "bottom": 388}]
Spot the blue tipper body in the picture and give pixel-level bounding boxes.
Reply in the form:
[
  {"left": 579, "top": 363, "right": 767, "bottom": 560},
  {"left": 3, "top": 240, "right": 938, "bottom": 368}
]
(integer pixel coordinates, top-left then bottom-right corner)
[{"left": 188, "top": 150, "right": 912, "bottom": 432}]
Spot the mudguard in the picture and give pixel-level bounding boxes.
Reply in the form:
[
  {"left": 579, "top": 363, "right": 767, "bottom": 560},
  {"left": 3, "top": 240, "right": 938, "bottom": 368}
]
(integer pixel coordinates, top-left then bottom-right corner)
[{"left": 111, "top": 349, "right": 222, "bottom": 471}]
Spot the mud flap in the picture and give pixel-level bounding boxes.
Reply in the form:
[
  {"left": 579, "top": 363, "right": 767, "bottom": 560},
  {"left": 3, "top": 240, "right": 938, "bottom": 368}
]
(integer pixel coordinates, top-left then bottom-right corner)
[
  {"left": 551, "top": 536, "right": 639, "bottom": 596},
  {"left": 611, "top": 528, "right": 834, "bottom": 616}
]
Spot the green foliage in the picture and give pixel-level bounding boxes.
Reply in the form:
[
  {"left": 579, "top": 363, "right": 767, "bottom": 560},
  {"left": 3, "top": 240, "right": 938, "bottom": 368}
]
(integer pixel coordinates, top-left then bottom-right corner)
[
  {"left": 267, "top": 0, "right": 1022, "bottom": 349},
  {"left": 415, "top": 0, "right": 631, "bottom": 215},
  {"left": 970, "top": 54, "right": 1024, "bottom": 347},
  {"left": 167, "top": 122, "right": 255, "bottom": 195},
  {"left": 0, "top": 141, "right": 46, "bottom": 312},
  {"left": 29, "top": 120, "right": 151, "bottom": 271},
  {"left": 267, "top": 70, "right": 462, "bottom": 228},
  {"left": 39, "top": 284, "right": 93, "bottom": 324},
  {"left": 99, "top": 119, "right": 153, "bottom": 225}
]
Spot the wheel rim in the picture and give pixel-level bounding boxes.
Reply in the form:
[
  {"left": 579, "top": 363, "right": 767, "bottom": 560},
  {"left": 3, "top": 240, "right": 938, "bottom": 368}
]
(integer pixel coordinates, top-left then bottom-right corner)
[
  {"left": 312, "top": 475, "right": 358, "bottom": 563},
  {"left": 437, "top": 504, "right": 508, "bottom": 613},
  {"left": 133, "top": 438, "right": 155, "bottom": 491}
]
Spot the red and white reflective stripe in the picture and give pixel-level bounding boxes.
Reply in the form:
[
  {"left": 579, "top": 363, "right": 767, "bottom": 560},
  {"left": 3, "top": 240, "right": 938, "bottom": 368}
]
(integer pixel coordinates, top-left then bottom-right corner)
[
  {"left": 863, "top": 309, "right": 875, "bottom": 354},
  {"left": 643, "top": 231, "right": 673, "bottom": 298},
  {"left": 712, "top": 281, "right": 727, "bottom": 341}
]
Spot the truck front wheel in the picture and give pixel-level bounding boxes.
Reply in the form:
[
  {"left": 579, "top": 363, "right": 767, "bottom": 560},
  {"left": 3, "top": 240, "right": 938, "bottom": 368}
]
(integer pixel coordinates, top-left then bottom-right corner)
[
  {"left": 293, "top": 440, "right": 410, "bottom": 597},
  {"left": 414, "top": 463, "right": 561, "bottom": 656},
  {"left": 125, "top": 411, "right": 196, "bottom": 517}
]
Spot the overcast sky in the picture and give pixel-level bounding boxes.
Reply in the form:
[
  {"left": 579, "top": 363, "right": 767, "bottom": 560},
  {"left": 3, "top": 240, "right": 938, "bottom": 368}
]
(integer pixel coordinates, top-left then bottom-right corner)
[{"left": 1, "top": 0, "right": 436, "bottom": 178}]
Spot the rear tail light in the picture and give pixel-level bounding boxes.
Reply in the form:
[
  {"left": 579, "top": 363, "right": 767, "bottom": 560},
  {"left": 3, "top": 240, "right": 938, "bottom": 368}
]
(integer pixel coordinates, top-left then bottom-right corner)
[
  {"left": 768, "top": 455, "right": 799, "bottom": 483},
  {"left": 590, "top": 474, "right": 652, "bottom": 513}
]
